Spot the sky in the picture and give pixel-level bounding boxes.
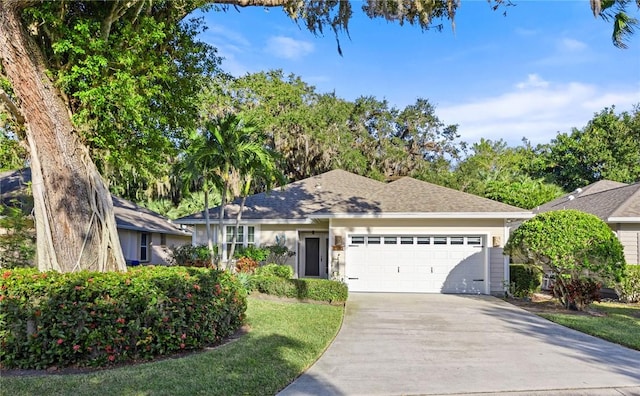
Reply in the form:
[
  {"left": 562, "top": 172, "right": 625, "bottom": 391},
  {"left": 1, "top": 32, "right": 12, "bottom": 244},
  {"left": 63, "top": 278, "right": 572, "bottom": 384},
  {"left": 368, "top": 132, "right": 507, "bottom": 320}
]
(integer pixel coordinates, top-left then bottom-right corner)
[{"left": 196, "top": 1, "right": 640, "bottom": 147}]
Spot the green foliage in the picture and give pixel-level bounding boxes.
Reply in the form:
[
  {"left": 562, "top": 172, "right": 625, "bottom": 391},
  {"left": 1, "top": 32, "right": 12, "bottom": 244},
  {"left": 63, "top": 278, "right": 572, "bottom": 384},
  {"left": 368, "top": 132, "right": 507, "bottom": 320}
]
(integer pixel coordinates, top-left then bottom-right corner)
[
  {"left": 0, "top": 266, "right": 246, "bottom": 369},
  {"left": 508, "top": 264, "right": 542, "bottom": 298},
  {"left": 255, "top": 264, "right": 294, "bottom": 279},
  {"left": 484, "top": 176, "right": 564, "bottom": 209},
  {"left": 0, "top": 203, "right": 35, "bottom": 269},
  {"left": 22, "top": 2, "right": 222, "bottom": 202},
  {"left": 252, "top": 276, "right": 348, "bottom": 304},
  {"left": 540, "top": 106, "right": 640, "bottom": 192},
  {"left": 168, "top": 244, "right": 215, "bottom": 267},
  {"left": 505, "top": 210, "right": 626, "bottom": 310},
  {"left": 616, "top": 265, "right": 640, "bottom": 303},
  {"left": 234, "top": 245, "right": 270, "bottom": 262}
]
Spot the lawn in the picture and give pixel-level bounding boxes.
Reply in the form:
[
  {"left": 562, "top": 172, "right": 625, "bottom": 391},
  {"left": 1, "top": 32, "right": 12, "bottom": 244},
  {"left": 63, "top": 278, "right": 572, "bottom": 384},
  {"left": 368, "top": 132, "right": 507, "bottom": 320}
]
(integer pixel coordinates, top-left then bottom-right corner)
[
  {"left": 538, "top": 301, "right": 640, "bottom": 351},
  {"left": 0, "top": 297, "right": 344, "bottom": 396}
]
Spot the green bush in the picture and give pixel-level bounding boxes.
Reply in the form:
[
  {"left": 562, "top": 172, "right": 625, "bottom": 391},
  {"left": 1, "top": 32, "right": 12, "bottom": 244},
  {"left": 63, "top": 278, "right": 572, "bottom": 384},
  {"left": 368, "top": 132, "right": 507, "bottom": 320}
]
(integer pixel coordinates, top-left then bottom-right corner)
[
  {"left": 0, "top": 266, "right": 246, "bottom": 369},
  {"left": 0, "top": 203, "right": 35, "bottom": 269},
  {"left": 252, "top": 276, "right": 348, "bottom": 304},
  {"left": 617, "top": 265, "right": 640, "bottom": 303},
  {"left": 234, "top": 245, "right": 270, "bottom": 262},
  {"left": 168, "top": 244, "right": 216, "bottom": 267},
  {"left": 255, "top": 264, "right": 293, "bottom": 279},
  {"left": 509, "top": 264, "right": 542, "bottom": 298}
]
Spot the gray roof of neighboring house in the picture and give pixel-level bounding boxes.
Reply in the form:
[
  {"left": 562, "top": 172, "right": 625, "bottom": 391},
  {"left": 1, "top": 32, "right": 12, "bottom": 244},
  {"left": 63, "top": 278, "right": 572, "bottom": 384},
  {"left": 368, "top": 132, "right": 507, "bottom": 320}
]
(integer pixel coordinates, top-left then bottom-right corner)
[
  {"left": 0, "top": 168, "right": 190, "bottom": 236},
  {"left": 535, "top": 179, "right": 640, "bottom": 221},
  {"left": 176, "top": 169, "right": 529, "bottom": 223}
]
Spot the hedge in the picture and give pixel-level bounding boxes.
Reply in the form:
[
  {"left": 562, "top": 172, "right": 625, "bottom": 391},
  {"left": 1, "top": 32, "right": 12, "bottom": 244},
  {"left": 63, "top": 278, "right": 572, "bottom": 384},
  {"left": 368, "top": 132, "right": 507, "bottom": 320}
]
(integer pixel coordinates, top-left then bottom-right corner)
[
  {"left": 252, "top": 276, "right": 348, "bottom": 304},
  {"left": 617, "top": 265, "right": 640, "bottom": 303},
  {"left": 509, "top": 264, "right": 542, "bottom": 298},
  {"left": 0, "top": 266, "right": 246, "bottom": 369}
]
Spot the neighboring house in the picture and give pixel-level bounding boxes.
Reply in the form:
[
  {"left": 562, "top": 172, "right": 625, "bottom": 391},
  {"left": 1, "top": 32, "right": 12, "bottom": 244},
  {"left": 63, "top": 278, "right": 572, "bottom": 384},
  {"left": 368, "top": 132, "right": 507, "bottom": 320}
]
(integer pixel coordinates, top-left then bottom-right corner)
[
  {"left": 176, "top": 170, "right": 532, "bottom": 295},
  {"left": 536, "top": 180, "right": 640, "bottom": 265},
  {"left": 0, "top": 168, "right": 191, "bottom": 266}
]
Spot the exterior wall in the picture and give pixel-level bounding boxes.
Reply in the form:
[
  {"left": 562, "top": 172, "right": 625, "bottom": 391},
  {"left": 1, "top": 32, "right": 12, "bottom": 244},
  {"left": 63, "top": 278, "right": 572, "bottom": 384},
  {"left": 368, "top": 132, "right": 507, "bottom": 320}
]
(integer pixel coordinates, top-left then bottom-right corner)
[
  {"left": 151, "top": 233, "right": 191, "bottom": 265},
  {"left": 615, "top": 223, "right": 640, "bottom": 265},
  {"left": 262, "top": 223, "right": 329, "bottom": 278},
  {"left": 489, "top": 247, "right": 506, "bottom": 295},
  {"left": 118, "top": 229, "right": 138, "bottom": 263},
  {"left": 330, "top": 218, "right": 508, "bottom": 293}
]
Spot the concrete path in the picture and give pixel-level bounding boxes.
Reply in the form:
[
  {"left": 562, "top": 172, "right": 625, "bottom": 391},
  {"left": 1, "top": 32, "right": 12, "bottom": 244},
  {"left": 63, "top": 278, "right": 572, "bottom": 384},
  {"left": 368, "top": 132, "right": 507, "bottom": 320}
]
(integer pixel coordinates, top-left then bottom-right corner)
[{"left": 278, "top": 293, "right": 640, "bottom": 396}]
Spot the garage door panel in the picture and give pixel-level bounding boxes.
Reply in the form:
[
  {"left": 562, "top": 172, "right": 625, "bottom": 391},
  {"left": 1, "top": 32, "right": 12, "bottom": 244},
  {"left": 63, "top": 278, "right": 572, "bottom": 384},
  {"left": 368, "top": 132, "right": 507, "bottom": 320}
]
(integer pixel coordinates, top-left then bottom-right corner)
[{"left": 346, "top": 234, "right": 486, "bottom": 294}]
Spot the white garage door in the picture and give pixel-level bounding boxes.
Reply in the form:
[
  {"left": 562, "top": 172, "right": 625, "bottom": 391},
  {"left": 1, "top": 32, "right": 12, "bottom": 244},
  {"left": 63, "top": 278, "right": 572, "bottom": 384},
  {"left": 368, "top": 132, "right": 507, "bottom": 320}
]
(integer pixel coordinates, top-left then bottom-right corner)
[{"left": 345, "top": 235, "right": 486, "bottom": 294}]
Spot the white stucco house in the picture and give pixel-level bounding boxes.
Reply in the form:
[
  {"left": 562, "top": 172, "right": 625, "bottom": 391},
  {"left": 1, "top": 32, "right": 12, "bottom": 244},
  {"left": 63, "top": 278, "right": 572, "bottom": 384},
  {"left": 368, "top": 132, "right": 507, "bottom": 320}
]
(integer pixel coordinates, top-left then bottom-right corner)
[
  {"left": 0, "top": 168, "right": 191, "bottom": 266},
  {"left": 175, "top": 170, "right": 533, "bottom": 295}
]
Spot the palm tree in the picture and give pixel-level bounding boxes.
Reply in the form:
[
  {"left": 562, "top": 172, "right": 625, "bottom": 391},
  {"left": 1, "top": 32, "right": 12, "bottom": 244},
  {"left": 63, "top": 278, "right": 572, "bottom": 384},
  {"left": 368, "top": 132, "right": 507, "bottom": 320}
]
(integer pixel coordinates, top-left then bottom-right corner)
[
  {"left": 591, "top": 0, "right": 639, "bottom": 49},
  {"left": 181, "top": 113, "right": 282, "bottom": 269}
]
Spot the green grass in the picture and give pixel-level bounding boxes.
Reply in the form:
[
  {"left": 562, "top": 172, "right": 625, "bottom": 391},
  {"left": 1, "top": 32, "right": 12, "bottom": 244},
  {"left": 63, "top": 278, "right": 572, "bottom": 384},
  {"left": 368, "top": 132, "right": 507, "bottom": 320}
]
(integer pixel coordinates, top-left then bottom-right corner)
[
  {"left": 0, "top": 298, "right": 344, "bottom": 396},
  {"left": 539, "top": 301, "right": 640, "bottom": 351}
]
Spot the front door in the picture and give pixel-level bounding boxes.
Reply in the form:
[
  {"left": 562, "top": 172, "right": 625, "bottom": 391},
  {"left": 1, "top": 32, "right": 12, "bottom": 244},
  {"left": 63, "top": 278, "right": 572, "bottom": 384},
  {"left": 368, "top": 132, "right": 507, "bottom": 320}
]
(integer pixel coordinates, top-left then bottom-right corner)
[{"left": 300, "top": 233, "right": 328, "bottom": 278}]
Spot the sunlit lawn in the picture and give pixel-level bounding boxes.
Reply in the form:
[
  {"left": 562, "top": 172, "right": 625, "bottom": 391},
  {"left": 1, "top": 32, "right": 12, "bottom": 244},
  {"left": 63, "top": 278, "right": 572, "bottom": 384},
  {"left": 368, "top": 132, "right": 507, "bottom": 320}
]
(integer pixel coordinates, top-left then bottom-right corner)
[
  {"left": 0, "top": 298, "right": 344, "bottom": 396},
  {"left": 539, "top": 301, "right": 640, "bottom": 351}
]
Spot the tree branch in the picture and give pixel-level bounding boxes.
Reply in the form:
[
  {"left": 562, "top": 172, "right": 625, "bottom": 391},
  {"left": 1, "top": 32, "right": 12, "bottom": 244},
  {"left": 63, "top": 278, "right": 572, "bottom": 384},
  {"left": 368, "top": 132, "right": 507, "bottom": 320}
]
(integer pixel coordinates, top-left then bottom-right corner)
[{"left": 0, "top": 89, "right": 25, "bottom": 125}]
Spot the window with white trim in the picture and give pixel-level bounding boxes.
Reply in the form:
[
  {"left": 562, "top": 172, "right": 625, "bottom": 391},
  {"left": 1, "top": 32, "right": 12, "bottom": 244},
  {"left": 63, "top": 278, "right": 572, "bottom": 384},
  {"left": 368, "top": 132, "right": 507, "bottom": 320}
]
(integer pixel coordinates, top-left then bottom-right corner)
[
  {"left": 140, "top": 233, "right": 150, "bottom": 262},
  {"left": 225, "top": 225, "right": 256, "bottom": 258}
]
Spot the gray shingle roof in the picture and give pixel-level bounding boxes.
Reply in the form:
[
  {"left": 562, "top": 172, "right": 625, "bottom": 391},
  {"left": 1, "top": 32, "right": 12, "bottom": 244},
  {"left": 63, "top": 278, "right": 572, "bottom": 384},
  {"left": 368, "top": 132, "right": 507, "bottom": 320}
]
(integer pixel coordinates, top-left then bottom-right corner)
[
  {"left": 0, "top": 168, "right": 190, "bottom": 236},
  {"left": 177, "top": 169, "right": 529, "bottom": 223},
  {"left": 536, "top": 179, "right": 640, "bottom": 220}
]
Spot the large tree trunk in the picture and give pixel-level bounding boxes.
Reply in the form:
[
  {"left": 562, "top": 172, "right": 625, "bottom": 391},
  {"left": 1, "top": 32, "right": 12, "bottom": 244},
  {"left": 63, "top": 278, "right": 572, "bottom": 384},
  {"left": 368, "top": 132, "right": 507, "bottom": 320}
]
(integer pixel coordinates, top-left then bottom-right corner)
[{"left": 0, "top": 1, "right": 126, "bottom": 272}]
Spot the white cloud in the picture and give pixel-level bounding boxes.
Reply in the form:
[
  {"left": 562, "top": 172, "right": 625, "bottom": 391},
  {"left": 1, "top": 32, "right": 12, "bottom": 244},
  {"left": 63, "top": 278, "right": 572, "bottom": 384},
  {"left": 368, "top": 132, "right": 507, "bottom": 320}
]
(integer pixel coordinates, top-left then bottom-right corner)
[
  {"left": 559, "top": 37, "right": 587, "bottom": 52},
  {"left": 515, "top": 74, "right": 549, "bottom": 89},
  {"left": 438, "top": 75, "right": 640, "bottom": 146},
  {"left": 265, "top": 36, "right": 314, "bottom": 60}
]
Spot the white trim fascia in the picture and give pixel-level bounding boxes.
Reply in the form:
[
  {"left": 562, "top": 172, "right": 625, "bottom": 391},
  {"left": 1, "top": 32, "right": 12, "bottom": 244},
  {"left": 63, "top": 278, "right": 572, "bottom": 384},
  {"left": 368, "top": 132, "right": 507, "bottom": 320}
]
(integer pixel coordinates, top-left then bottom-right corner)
[
  {"left": 174, "top": 218, "right": 314, "bottom": 225},
  {"left": 309, "top": 212, "right": 534, "bottom": 220},
  {"left": 608, "top": 217, "right": 640, "bottom": 223}
]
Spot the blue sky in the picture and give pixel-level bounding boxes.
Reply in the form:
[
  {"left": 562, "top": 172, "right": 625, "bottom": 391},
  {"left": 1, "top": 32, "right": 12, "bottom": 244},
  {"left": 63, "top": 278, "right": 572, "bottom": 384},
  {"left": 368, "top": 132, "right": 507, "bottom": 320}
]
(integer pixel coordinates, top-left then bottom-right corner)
[{"left": 197, "top": 1, "right": 640, "bottom": 146}]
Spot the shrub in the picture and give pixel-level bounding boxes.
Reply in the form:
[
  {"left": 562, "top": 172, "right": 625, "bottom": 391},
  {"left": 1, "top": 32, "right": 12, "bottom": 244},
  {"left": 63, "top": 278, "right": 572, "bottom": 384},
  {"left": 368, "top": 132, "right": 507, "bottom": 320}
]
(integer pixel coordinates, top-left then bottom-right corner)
[
  {"left": 255, "top": 263, "right": 293, "bottom": 279},
  {"left": 557, "top": 277, "right": 602, "bottom": 311},
  {"left": 168, "top": 244, "right": 215, "bottom": 267},
  {"left": 0, "top": 266, "right": 246, "bottom": 369},
  {"left": 509, "top": 264, "right": 542, "bottom": 298},
  {"left": 265, "top": 244, "right": 296, "bottom": 265},
  {"left": 252, "top": 276, "right": 348, "bottom": 304},
  {"left": 234, "top": 245, "right": 269, "bottom": 262},
  {"left": 0, "top": 203, "right": 35, "bottom": 269},
  {"left": 505, "top": 210, "right": 626, "bottom": 310},
  {"left": 235, "top": 257, "right": 259, "bottom": 274},
  {"left": 616, "top": 265, "right": 640, "bottom": 303}
]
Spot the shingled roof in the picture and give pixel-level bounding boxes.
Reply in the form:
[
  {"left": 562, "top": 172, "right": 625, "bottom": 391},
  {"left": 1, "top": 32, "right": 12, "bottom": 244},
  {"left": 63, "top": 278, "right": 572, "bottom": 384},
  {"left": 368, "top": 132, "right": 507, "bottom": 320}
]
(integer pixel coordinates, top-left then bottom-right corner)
[
  {"left": 536, "top": 179, "right": 640, "bottom": 221},
  {"left": 176, "top": 169, "right": 530, "bottom": 223},
  {"left": 0, "top": 168, "right": 190, "bottom": 236}
]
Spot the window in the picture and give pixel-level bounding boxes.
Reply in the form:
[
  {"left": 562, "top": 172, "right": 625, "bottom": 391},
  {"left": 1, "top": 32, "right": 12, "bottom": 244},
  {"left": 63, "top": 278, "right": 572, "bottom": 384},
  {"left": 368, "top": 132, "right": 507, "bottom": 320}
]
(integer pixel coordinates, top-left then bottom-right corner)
[
  {"left": 351, "top": 236, "right": 365, "bottom": 244},
  {"left": 400, "top": 237, "right": 414, "bottom": 245},
  {"left": 450, "top": 237, "right": 464, "bottom": 245},
  {"left": 140, "top": 233, "right": 149, "bottom": 262},
  {"left": 416, "top": 236, "right": 430, "bottom": 245},
  {"left": 433, "top": 237, "right": 447, "bottom": 245},
  {"left": 467, "top": 236, "right": 482, "bottom": 246},
  {"left": 225, "top": 226, "right": 256, "bottom": 258},
  {"left": 160, "top": 234, "right": 167, "bottom": 246},
  {"left": 367, "top": 236, "right": 381, "bottom": 244},
  {"left": 384, "top": 236, "right": 397, "bottom": 245}
]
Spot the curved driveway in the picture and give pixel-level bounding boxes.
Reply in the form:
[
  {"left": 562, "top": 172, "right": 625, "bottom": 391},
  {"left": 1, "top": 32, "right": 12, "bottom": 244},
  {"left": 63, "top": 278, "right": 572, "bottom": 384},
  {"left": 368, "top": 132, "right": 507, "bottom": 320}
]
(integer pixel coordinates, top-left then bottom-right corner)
[{"left": 279, "top": 293, "right": 640, "bottom": 396}]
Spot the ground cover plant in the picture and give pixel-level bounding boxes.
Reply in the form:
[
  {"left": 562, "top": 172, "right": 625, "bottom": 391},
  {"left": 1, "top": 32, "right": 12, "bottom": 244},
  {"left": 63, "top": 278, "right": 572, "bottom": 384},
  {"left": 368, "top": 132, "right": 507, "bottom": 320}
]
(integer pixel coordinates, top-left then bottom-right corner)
[{"left": 0, "top": 297, "right": 344, "bottom": 396}]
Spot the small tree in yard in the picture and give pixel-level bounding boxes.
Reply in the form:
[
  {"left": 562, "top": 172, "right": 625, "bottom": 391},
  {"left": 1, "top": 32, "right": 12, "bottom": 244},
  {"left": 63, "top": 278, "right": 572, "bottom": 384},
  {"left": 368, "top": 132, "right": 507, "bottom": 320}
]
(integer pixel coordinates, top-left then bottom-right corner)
[{"left": 504, "top": 210, "right": 626, "bottom": 311}]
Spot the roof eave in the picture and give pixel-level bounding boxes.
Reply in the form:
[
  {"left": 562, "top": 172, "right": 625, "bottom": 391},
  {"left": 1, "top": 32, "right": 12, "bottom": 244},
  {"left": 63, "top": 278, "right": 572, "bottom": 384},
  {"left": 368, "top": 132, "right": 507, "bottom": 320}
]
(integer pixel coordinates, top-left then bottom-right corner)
[
  {"left": 308, "top": 212, "right": 534, "bottom": 220},
  {"left": 174, "top": 218, "right": 315, "bottom": 225},
  {"left": 607, "top": 217, "right": 640, "bottom": 223}
]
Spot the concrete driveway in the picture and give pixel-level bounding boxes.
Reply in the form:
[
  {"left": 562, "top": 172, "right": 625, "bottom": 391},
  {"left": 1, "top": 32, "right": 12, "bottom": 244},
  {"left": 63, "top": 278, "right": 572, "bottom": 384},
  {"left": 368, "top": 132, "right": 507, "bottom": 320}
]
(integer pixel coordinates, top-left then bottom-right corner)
[{"left": 278, "top": 293, "right": 640, "bottom": 396}]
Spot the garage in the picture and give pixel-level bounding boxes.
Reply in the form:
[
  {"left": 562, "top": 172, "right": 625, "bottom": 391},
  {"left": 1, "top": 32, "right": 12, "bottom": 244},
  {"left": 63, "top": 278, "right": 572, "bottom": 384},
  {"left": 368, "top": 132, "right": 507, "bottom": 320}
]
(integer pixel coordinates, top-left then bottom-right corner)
[{"left": 345, "top": 234, "right": 487, "bottom": 293}]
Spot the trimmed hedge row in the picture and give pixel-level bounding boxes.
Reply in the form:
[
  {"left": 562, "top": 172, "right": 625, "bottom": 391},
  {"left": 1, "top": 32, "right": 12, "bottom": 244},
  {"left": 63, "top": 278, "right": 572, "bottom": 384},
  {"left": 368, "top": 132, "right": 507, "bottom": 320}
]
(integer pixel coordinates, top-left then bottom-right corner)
[
  {"left": 509, "top": 264, "right": 542, "bottom": 298},
  {"left": 0, "top": 266, "right": 246, "bottom": 369},
  {"left": 617, "top": 265, "right": 640, "bottom": 303},
  {"left": 252, "top": 276, "right": 348, "bottom": 304}
]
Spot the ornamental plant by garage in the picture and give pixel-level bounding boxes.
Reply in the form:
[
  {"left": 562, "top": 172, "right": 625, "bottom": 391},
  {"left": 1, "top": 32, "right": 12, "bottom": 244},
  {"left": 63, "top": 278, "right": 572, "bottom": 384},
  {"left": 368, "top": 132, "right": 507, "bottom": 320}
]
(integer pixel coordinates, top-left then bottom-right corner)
[
  {"left": 504, "top": 210, "right": 626, "bottom": 310},
  {"left": 0, "top": 266, "right": 246, "bottom": 369}
]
